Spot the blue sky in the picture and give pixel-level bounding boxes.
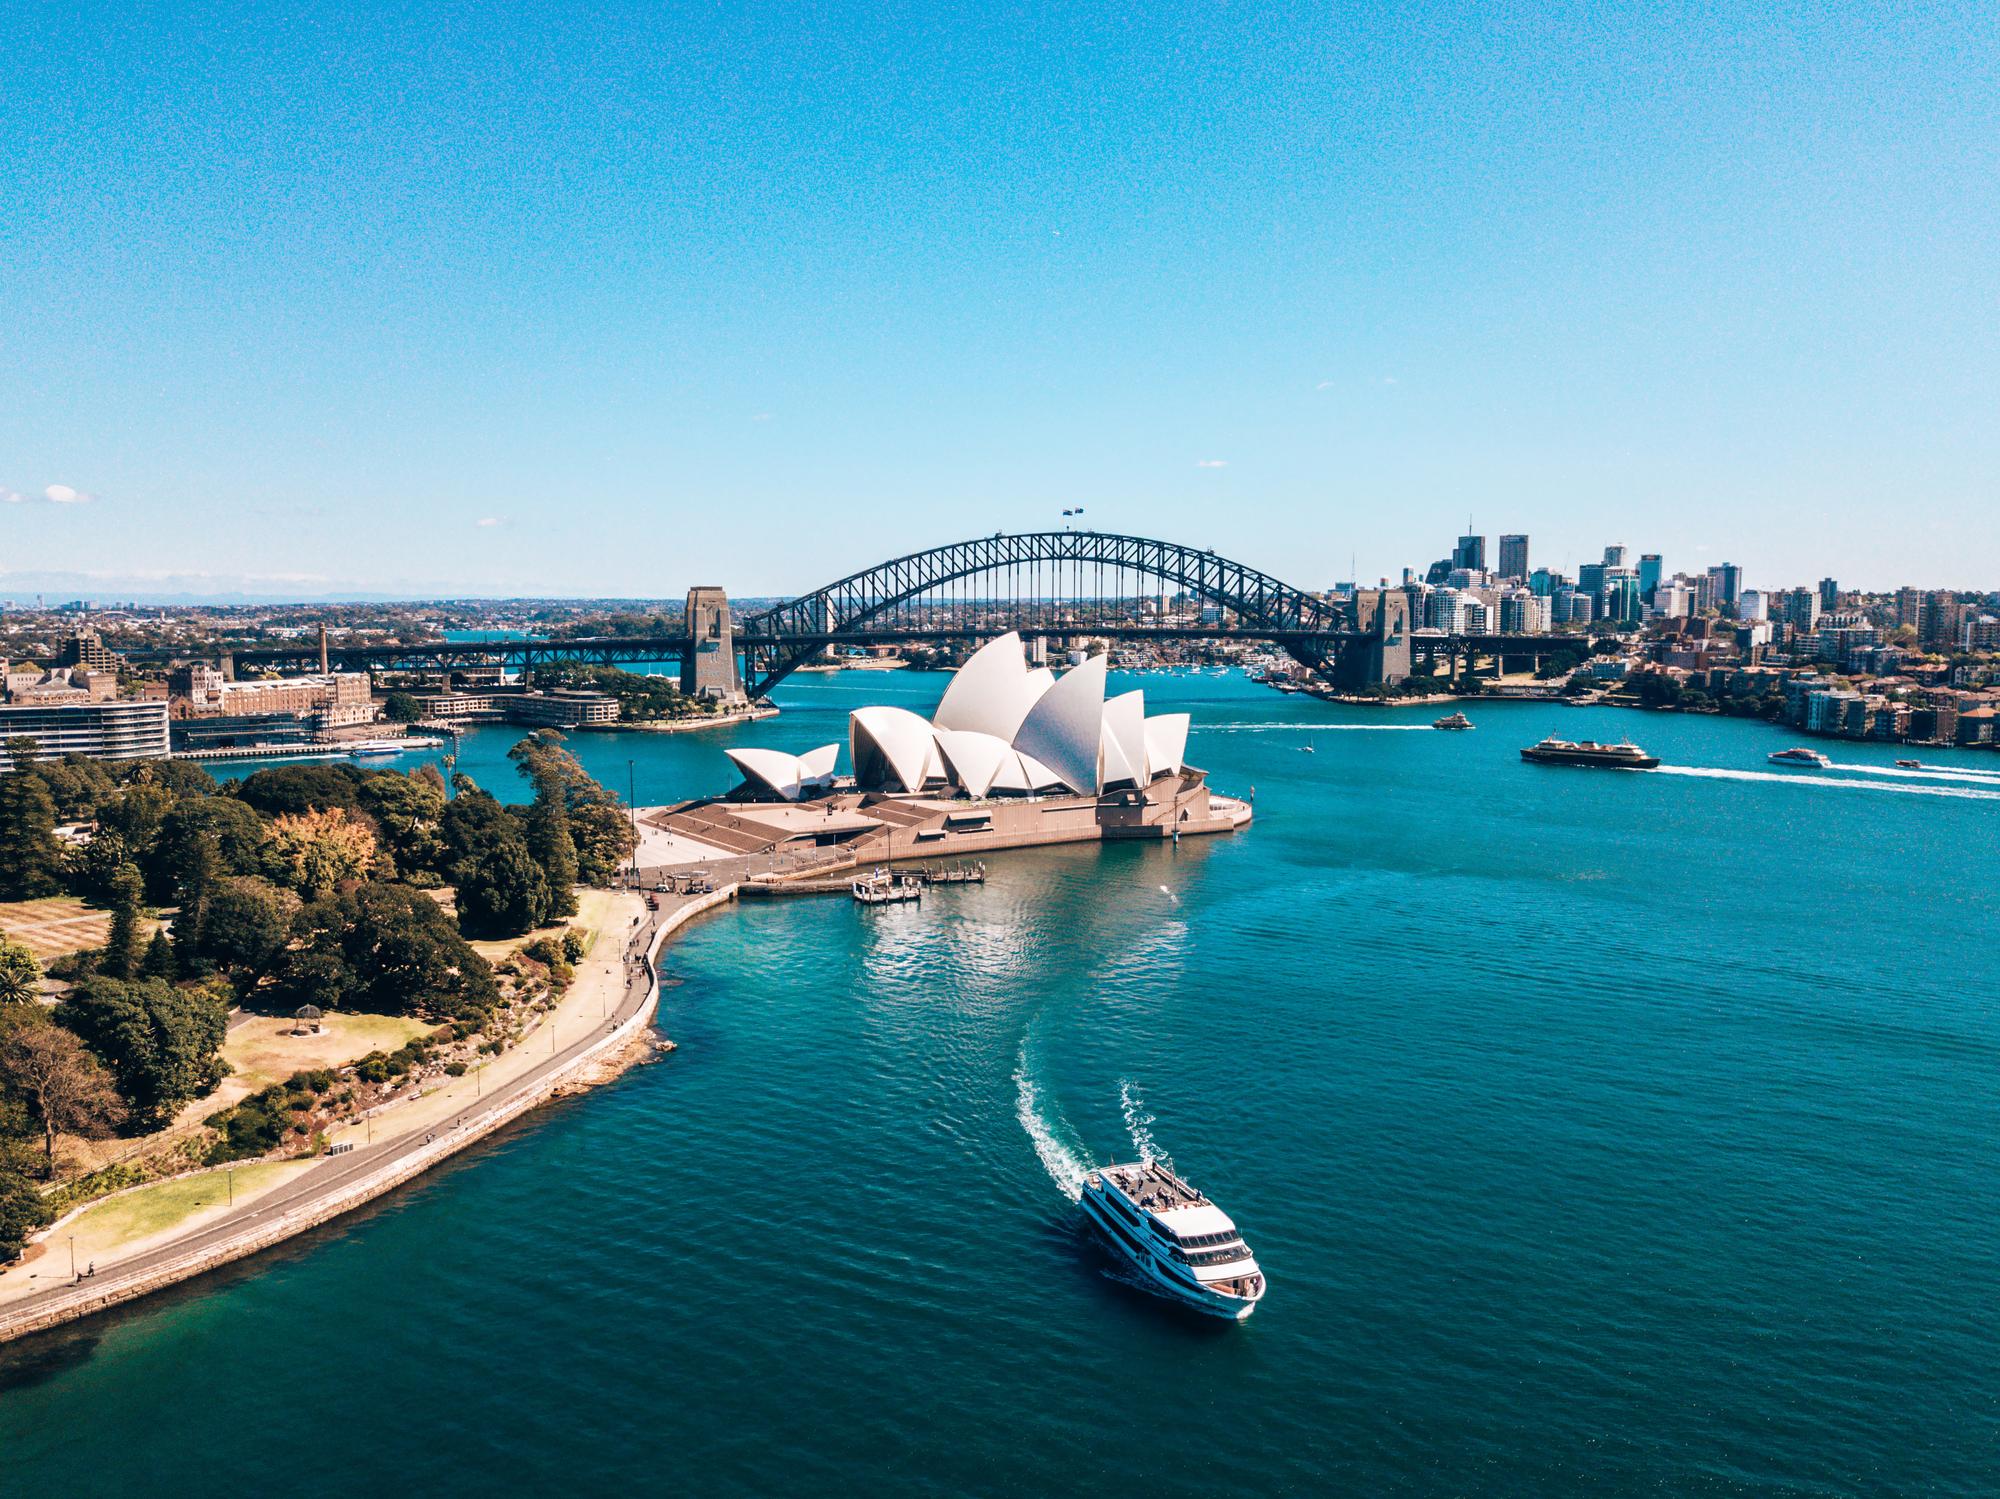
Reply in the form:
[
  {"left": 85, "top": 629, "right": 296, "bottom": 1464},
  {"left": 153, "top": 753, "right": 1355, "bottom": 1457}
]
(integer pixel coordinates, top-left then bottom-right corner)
[{"left": 1, "top": 1, "right": 1994, "bottom": 599}]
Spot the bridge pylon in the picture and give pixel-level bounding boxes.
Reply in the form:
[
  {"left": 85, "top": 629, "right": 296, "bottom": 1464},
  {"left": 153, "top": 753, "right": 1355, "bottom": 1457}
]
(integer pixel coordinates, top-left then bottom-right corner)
[{"left": 681, "top": 587, "right": 747, "bottom": 706}]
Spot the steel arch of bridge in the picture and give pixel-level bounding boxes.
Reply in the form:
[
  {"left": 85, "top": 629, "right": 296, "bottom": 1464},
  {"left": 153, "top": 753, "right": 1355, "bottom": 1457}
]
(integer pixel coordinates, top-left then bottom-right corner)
[{"left": 737, "top": 530, "right": 1354, "bottom": 696}]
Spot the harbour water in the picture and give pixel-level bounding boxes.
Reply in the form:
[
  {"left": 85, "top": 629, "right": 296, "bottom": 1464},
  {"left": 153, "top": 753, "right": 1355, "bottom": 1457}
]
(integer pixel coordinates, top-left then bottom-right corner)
[{"left": 5, "top": 671, "right": 1998, "bottom": 1495}]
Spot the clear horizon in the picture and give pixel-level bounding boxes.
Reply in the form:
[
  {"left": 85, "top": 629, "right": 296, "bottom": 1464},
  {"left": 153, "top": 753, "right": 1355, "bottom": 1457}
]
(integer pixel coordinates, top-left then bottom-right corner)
[{"left": 3, "top": 3, "right": 1995, "bottom": 597}]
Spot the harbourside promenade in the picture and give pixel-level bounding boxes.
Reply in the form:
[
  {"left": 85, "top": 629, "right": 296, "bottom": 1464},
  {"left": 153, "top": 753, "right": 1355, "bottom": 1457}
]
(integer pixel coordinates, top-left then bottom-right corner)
[{"left": 0, "top": 884, "right": 737, "bottom": 1347}]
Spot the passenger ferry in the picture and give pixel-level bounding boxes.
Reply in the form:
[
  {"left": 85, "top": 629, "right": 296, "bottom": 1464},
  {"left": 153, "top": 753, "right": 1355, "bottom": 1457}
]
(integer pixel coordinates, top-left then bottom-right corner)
[
  {"left": 1768, "top": 746, "right": 1833, "bottom": 768},
  {"left": 1433, "top": 712, "right": 1474, "bottom": 731},
  {"left": 1080, "top": 1161, "right": 1265, "bottom": 1320},
  {"left": 1519, "top": 737, "right": 1659, "bottom": 770}
]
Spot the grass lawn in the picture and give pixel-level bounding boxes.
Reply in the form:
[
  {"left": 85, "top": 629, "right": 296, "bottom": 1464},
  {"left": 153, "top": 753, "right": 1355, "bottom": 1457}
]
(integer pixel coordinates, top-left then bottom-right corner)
[
  {"left": 222, "top": 1012, "right": 434, "bottom": 1090},
  {"left": 0, "top": 896, "right": 123, "bottom": 962},
  {"left": 65, "top": 1161, "right": 308, "bottom": 1253}
]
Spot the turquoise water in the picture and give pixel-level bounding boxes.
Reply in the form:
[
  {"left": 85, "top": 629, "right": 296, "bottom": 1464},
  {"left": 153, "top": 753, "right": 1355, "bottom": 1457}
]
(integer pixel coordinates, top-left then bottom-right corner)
[{"left": 7, "top": 672, "right": 2000, "bottom": 1495}]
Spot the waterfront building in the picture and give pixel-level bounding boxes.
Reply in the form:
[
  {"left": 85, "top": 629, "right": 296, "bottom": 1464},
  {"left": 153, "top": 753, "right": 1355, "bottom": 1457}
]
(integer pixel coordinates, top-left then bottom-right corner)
[
  {"left": 0, "top": 699, "right": 171, "bottom": 769},
  {"left": 411, "top": 686, "right": 619, "bottom": 728},
  {"left": 1638, "top": 554, "right": 1663, "bottom": 603},
  {"left": 833, "top": 634, "right": 1192, "bottom": 799},
  {"left": 1497, "top": 535, "right": 1529, "bottom": 581}
]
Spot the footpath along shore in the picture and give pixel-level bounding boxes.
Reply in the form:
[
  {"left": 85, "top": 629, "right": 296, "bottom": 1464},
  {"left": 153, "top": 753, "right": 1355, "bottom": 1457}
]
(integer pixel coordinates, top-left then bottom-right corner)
[{"left": 0, "top": 884, "right": 739, "bottom": 1347}]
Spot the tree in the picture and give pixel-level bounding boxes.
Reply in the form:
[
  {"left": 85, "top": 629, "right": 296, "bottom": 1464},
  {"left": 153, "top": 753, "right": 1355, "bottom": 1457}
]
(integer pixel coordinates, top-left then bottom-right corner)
[
  {"left": 36, "top": 754, "right": 118, "bottom": 821},
  {"left": 232, "top": 763, "right": 366, "bottom": 819},
  {"left": 358, "top": 770, "right": 447, "bottom": 882},
  {"left": 266, "top": 806, "right": 378, "bottom": 900},
  {"left": 0, "top": 746, "right": 62, "bottom": 899},
  {"left": 524, "top": 795, "right": 579, "bottom": 919},
  {"left": 0, "top": 1018, "right": 127, "bottom": 1176},
  {"left": 455, "top": 834, "right": 551, "bottom": 937},
  {"left": 140, "top": 929, "right": 179, "bottom": 982},
  {"left": 507, "top": 732, "right": 636, "bottom": 886},
  {"left": 197, "top": 876, "right": 298, "bottom": 988},
  {"left": 275, "top": 883, "right": 499, "bottom": 1021},
  {"left": 103, "top": 862, "right": 147, "bottom": 980},
  {"left": 0, "top": 1166, "right": 53, "bottom": 1263},
  {"left": 382, "top": 691, "right": 423, "bottom": 722},
  {"left": 0, "top": 937, "right": 41, "bottom": 1006},
  {"left": 57, "top": 977, "right": 230, "bottom": 1126},
  {"left": 148, "top": 796, "right": 267, "bottom": 903},
  {"left": 94, "top": 781, "right": 174, "bottom": 863}
]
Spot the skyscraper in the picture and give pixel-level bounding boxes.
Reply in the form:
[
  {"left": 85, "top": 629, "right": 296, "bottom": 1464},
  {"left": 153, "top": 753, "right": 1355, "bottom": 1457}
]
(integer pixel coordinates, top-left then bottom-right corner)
[
  {"left": 1603, "top": 545, "right": 1629, "bottom": 569},
  {"left": 1453, "top": 534, "right": 1486, "bottom": 573},
  {"left": 1819, "top": 577, "right": 1840, "bottom": 612},
  {"left": 1497, "top": 534, "right": 1529, "bottom": 580},
  {"left": 1707, "top": 563, "right": 1742, "bottom": 609},
  {"left": 1638, "top": 554, "right": 1662, "bottom": 602}
]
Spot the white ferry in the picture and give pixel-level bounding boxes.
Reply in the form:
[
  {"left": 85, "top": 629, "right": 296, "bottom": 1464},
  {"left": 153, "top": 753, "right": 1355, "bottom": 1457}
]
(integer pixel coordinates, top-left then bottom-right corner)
[
  {"left": 1080, "top": 1160, "right": 1265, "bottom": 1320},
  {"left": 1768, "top": 746, "right": 1832, "bottom": 768}
]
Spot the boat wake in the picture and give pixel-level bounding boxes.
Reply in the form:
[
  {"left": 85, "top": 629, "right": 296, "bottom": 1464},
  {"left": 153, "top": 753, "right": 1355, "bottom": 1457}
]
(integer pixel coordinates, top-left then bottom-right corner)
[
  {"left": 1119, "top": 1079, "right": 1168, "bottom": 1166},
  {"left": 1823, "top": 760, "right": 2000, "bottom": 786},
  {"left": 1015, "top": 1038, "right": 1090, "bottom": 1202},
  {"left": 1656, "top": 765, "right": 2000, "bottom": 802},
  {"left": 1198, "top": 722, "right": 1432, "bottom": 733}
]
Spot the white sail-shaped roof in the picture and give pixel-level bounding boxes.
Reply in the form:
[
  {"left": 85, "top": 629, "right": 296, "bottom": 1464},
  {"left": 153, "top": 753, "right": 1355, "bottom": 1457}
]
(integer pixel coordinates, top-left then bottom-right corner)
[
  {"left": 725, "top": 743, "right": 841, "bottom": 801},
  {"left": 1102, "top": 690, "right": 1149, "bottom": 788},
  {"left": 1143, "top": 714, "right": 1190, "bottom": 778},
  {"left": 934, "top": 728, "right": 1013, "bottom": 799},
  {"left": 849, "top": 705, "right": 940, "bottom": 792},
  {"left": 1012, "top": 654, "right": 1107, "bottom": 795},
  {"left": 933, "top": 632, "right": 1048, "bottom": 742}
]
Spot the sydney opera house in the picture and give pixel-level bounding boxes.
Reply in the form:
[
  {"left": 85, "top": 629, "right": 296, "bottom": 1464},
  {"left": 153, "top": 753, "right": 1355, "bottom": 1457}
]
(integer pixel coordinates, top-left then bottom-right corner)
[{"left": 640, "top": 634, "right": 1250, "bottom": 867}]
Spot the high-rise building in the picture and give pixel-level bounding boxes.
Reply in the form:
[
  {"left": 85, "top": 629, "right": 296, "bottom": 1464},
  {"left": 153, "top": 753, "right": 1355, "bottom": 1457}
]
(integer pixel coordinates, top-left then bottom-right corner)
[
  {"left": 1894, "top": 587, "right": 1923, "bottom": 629},
  {"left": 1603, "top": 572, "right": 1641, "bottom": 625},
  {"left": 1819, "top": 577, "right": 1840, "bottom": 612},
  {"left": 1497, "top": 535, "right": 1529, "bottom": 580},
  {"left": 1638, "top": 554, "right": 1662, "bottom": 602},
  {"left": 1737, "top": 590, "right": 1767, "bottom": 622},
  {"left": 1578, "top": 562, "right": 1606, "bottom": 600},
  {"left": 1779, "top": 587, "right": 1820, "bottom": 632},
  {"left": 1707, "top": 564, "right": 1742, "bottom": 609},
  {"left": 1602, "top": 545, "right": 1629, "bottom": 569},
  {"left": 1528, "top": 568, "right": 1555, "bottom": 597},
  {"left": 1453, "top": 534, "right": 1486, "bottom": 573}
]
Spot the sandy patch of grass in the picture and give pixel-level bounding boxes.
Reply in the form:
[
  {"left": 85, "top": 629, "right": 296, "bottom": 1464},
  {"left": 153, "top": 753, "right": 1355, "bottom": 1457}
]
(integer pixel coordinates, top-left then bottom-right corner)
[
  {"left": 59, "top": 1161, "right": 311, "bottom": 1260},
  {"left": 222, "top": 1012, "right": 433, "bottom": 1092}
]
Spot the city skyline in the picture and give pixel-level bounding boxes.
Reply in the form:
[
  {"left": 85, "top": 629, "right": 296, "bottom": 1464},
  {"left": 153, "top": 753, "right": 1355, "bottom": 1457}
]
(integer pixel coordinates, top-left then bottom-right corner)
[{"left": 4, "top": 4, "right": 1996, "bottom": 598}]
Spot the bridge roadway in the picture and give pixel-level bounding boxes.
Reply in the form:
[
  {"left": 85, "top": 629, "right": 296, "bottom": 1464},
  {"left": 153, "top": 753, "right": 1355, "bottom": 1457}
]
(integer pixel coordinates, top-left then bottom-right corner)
[
  {"left": 0, "top": 885, "right": 747, "bottom": 1346},
  {"left": 212, "top": 627, "right": 1571, "bottom": 677}
]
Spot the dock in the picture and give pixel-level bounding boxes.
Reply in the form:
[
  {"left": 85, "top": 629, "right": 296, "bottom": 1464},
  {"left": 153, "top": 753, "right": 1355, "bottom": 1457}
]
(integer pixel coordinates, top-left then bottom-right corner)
[{"left": 851, "top": 870, "right": 923, "bottom": 905}]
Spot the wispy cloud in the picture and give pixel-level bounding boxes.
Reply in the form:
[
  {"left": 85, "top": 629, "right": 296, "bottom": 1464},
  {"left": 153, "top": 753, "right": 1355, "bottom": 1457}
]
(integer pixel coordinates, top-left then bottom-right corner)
[
  {"left": 476, "top": 517, "right": 503, "bottom": 527},
  {"left": 1378, "top": 375, "right": 1399, "bottom": 386},
  {"left": 0, "top": 487, "right": 23, "bottom": 504},
  {"left": 44, "top": 483, "right": 94, "bottom": 503},
  {"left": 751, "top": 411, "right": 773, "bottom": 422},
  {"left": 1315, "top": 380, "right": 1334, "bottom": 390},
  {"left": 1196, "top": 459, "right": 1228, "bottom": 469}
]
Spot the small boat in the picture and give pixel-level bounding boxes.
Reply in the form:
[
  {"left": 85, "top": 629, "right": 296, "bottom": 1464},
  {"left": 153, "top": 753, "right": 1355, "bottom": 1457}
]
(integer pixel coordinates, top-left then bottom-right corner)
[
  {"left": 1080, "top": 1160, "right": 1265, "bottom": 1320},
  {"left": 1433, "top": 712, "right": 1474, "bottom": 731},
  {"left": 1520, "top": 737, "right": 1659, "bottom": 770},
  {"left": 1895, "top": 759, "right": 1924, "bottom": 770},
  {"left": 1299, "top": 740, "right": 1316, "bottom": 753},
  {"left": 1768, "top": 747, "right": 1832, "bottom": 768},
  {"left": 349, "top": 744, "right": 403, "bottom": 761}
]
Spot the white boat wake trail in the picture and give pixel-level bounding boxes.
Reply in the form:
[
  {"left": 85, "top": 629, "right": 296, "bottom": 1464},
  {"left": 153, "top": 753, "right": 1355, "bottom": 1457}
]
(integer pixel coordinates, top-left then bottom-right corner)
[
  {"left": 1199, "top": 722, "right": 1432, "bottom": 732},
  {"left": 1656, "top": 765, "right": 2000, "bottom": 802},
  {"left": 1119, "top": 1079, "right": 1168, "bottom": 1166},
  {"left": 1824, "top": 760, "right": 2000, "bottom": 786},
  {"left": 1014, "top": 1037, "right": 1090, "bottom": 1202}
]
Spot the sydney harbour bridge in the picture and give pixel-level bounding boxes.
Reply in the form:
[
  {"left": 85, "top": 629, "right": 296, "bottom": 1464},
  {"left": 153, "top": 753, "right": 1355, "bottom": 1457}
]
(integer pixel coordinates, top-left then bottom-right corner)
[{"left": 228, "top": 530, "right": 1573, "bottom": 695}]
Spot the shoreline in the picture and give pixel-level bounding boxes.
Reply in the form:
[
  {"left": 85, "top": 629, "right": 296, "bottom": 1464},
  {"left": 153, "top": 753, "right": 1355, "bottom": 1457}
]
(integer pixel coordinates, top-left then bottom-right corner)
[
  {"left": 0, "top": 887, "right": 735, "bottom": 1347},
  {"left": 604, "top": 704, "right": 780, "bottom": 734}
]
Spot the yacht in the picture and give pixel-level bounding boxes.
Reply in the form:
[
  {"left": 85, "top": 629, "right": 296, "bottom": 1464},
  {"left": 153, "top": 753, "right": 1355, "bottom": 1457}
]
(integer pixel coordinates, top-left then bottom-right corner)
[
  {"left": 1768, "top": 746, "right": 1832, "bottom": 768},
  {"left": 1519, "top": 737, "right": 1659, "bottom": 770},
  {"left": 1080, "top": 1160, "right": 1265, "bottom": 1320}
]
